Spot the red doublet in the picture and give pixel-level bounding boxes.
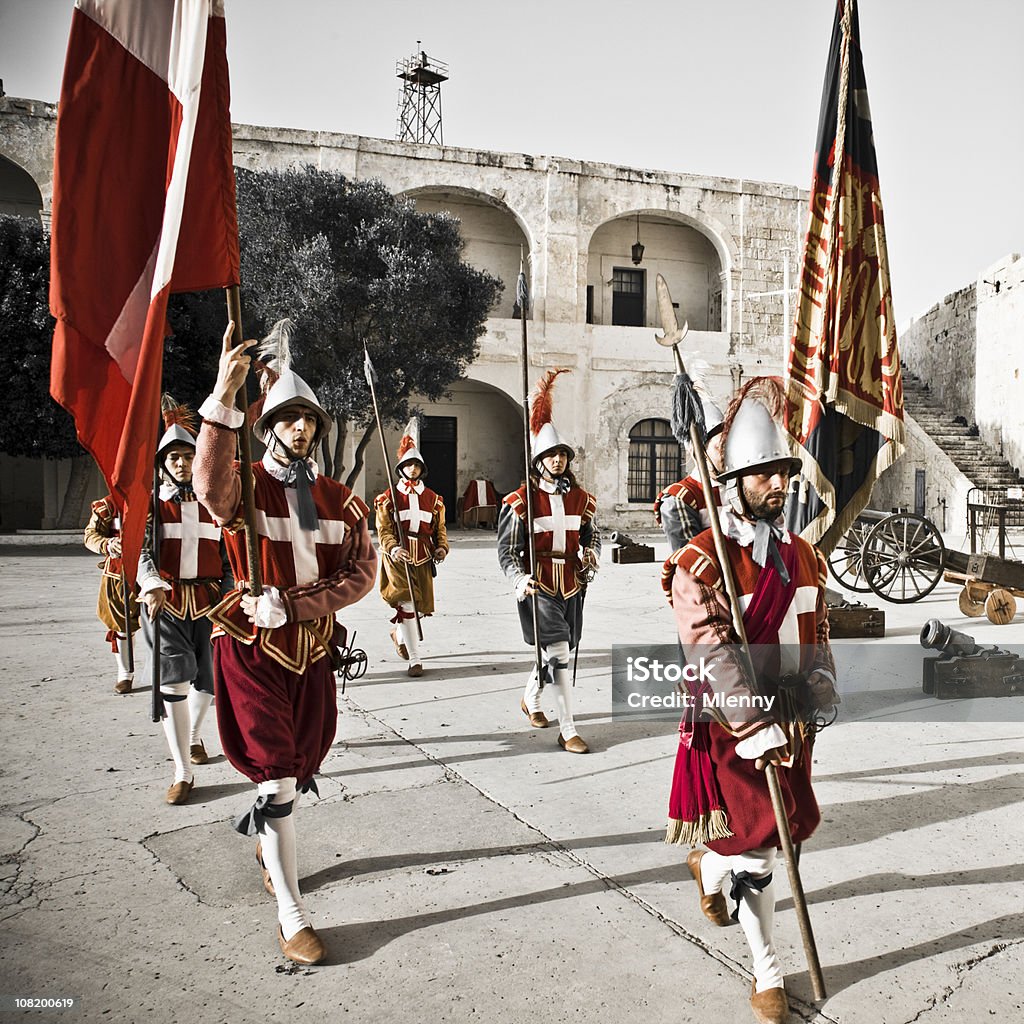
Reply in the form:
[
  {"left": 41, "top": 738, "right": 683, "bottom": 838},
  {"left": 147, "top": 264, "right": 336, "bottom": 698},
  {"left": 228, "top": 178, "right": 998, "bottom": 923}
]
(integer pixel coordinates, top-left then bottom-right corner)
[
  {"left": 153, "top": 496, "right": 223, "bottom": 618},
  {"left": 88, "top": 496, "right": 129, "bottom": 580},
  {"left": 503, "top": 485, "right": 596, "bottom": 598},
  {"left": 211, "top": 462, "right": 372, "bottom": 674},
  {"left": 653, "top": 475, "right": 722, "bottom": 529},
  {"left": 664, "top": 527, "right": 833, "bottom": 855},
  {"left": 375, "top": 485, "right": 444, "bottom": 566}
]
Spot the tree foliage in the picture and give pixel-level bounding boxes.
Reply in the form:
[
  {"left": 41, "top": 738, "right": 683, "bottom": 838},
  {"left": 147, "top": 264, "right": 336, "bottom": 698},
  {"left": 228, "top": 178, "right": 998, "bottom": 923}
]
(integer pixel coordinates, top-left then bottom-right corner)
[
  {"left": 235, "top": 167, "right": 502, "bottom": 479},
  {"left": 0, "top": 214, "right": 81, "bottom": 459}
]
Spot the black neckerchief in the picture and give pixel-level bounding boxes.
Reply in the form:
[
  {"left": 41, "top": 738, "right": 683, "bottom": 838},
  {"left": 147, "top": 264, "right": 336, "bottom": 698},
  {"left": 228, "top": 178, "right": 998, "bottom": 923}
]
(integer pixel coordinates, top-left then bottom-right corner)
[{"left": 269, "top": 436, "right": 319, "bottom": 531}]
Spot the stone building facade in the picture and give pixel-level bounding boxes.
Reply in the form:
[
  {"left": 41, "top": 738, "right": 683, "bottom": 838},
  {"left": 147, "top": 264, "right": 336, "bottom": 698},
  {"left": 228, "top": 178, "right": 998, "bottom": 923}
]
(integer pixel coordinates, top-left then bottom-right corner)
[{"left": 2, "top": 94, "right": 809, "bottom": 530}]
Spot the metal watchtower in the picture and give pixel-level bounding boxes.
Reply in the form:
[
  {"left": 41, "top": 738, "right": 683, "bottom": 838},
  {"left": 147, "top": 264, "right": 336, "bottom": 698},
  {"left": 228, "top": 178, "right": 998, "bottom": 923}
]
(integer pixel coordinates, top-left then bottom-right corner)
[{"left": 395, "top": 45, "right": 448, "bottom": 145}]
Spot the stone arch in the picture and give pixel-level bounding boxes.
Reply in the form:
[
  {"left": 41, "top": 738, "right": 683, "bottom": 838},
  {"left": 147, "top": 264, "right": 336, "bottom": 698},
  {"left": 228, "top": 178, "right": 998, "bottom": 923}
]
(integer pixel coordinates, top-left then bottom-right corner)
[
  {"left": 398, "top": 185, "right": 533, "bottom": 319},
  {"left": 584, "top": 209, "right": 730, "bottom": 331},
  {"left": 361, "top": 375, "right": 525, "bottom": 513},
  {"left": 0, "top": 153, "right": 45, "bottom": 218}
]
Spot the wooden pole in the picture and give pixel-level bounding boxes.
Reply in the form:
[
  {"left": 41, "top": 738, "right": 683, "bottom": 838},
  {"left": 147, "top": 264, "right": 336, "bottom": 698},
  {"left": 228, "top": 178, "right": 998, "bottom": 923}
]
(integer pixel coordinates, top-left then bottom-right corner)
[{"left": 224, "top": 286, "right": 263, "bottom": 597}]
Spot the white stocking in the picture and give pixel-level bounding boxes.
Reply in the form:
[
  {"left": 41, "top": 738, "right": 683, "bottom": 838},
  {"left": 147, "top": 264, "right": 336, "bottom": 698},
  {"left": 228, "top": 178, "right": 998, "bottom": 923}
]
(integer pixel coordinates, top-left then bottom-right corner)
[
  {"left": 696, "top": 847, "right": 782, "bottom": 992},
  {"left": 160, "top": 681, "right": 192, "bottom": 785},
  {"left": 735, "top": 850, "right": 782, "bottom": 993},
  {"left": 544, "top": 641, "right": 576, "bottom": 739},
  {"left": 187, "top": 687, "right": 214, "bottom": 746},
  {"left": 256, "top": 778, "right": 310, "bottom": 940},
  {"left": 114, "top": 634, "right": 133, "bottom": 681},
  {"left": 522, "top": 666, "right": 542, "bottom": 713},
  {"left": 398, "top": 602, "right": 421, "bottom": 666}
]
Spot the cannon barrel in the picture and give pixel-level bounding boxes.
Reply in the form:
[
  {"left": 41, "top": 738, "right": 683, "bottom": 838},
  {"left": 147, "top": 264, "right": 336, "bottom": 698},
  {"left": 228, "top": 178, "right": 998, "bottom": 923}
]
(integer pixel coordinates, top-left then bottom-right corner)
[
  {"left": 920, "top": 619, "right": 979, "bottom": 657},
  {"left": 609, "top": 531, "right": 636, "bottom": 546}
]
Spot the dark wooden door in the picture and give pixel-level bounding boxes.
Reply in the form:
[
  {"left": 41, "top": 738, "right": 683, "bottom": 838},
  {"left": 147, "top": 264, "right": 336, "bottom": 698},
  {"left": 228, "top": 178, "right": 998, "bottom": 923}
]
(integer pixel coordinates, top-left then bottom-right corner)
[{"left": 421, "top": 415, "right": 458, "bottom": 522}]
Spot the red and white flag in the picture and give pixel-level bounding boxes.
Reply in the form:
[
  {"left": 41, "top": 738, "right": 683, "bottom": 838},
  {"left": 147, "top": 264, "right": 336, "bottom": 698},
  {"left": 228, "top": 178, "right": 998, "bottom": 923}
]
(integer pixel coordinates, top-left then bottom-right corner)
[{"left": 50, "top": 0, "right": 239, "bottom": 583}]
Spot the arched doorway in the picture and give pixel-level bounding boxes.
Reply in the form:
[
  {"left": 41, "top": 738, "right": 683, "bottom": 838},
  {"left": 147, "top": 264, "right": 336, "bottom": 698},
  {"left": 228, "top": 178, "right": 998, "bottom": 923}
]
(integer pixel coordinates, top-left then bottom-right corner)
[
  {"left": 402, "top": 188, "right": 531, "bottom": 319},
  {"left": 0, "top": 155, "right": 43, "bottom": 218},
  {"left": 361, "top": 378, "right": 523, "bottom": 522},
  {"left": 586, "top": 213, "right": 724, "bottom": 330}
]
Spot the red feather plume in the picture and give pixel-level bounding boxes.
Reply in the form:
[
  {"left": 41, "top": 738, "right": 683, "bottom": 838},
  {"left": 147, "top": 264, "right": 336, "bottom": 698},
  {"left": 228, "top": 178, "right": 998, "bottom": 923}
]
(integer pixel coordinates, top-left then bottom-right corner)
[
  {"left": 719, "top": 375, "right": 787, "bottom": 447},
  {"left": 397, "top": 434, "right": 416, "bottom": 458},
  {"left": 530, "top": 368, "right": 571, "bottom": 436},
  {"left": 160, "top": 393, "right": 197, "bottom": 436}
]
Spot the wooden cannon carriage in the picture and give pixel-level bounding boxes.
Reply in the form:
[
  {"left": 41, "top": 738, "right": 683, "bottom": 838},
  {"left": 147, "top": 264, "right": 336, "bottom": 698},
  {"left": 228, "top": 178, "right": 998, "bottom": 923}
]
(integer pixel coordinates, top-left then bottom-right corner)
[{"left": 826, "top": 495, "right": 1024, "bottom": 624}]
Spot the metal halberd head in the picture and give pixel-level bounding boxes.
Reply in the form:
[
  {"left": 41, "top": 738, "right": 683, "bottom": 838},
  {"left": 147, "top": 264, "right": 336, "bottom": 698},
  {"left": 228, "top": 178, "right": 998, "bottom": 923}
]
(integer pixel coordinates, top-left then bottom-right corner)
[{"left": 654, "top": 274, "right": 689, "bottom": 348}]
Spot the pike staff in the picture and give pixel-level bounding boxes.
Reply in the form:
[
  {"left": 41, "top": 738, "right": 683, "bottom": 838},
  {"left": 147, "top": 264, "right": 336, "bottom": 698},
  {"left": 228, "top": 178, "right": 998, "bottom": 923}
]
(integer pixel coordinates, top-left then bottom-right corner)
[
  {"left": 655, "top": 273, "right": 827, "bottom": 1001},
  {"left": 516, "top": 254, "right": 545, "bottom": 688},
  {"left": 149, "top": 446, "right": 163, "bottom": 724},
  {"left": 363, "top": 345, "right": 423, "bottom": 642},
  {"left": 224, "top": 287, "right": 264, "bottom": 600}
]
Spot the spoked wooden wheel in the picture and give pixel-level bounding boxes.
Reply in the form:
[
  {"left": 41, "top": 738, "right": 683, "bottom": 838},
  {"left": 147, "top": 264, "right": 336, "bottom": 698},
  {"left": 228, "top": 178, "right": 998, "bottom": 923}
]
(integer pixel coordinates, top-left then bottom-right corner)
[
  {"left": 862, "top": 512, "right": 946, "bottom": 603},
  {"left": 827, "top": 519, "right": 874, "bottom": 592}
]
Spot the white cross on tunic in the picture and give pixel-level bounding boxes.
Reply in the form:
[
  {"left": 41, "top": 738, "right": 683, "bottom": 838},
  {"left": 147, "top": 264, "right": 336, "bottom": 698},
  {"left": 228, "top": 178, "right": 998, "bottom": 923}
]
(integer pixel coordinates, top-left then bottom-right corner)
[
  {"left": 474, "top": 480, "right": 488, "bottom": 507},
  {"left": 255, "top": 489, "right": 347, "bottom": 585},
  {"left": 161, "top": 502, "right": 221, "bottom": 579},
  {"left": 398, "top": 488, "right": 433, "bottom": 534},
  {"left": 532, "top": 494, "right": 581, "bottom": 553}
]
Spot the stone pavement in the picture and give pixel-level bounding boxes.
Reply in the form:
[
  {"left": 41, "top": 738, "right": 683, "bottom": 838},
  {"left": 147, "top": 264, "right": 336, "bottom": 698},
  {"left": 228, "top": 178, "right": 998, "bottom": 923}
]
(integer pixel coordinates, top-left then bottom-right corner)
[{"left": 0, "top": 533, "right": 1022, "bottom": 1023}]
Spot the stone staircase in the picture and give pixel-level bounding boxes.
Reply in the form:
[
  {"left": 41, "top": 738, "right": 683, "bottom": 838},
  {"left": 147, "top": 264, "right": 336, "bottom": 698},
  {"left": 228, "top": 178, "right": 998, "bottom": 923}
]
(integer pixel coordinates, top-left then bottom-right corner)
[{"left": 902, "top": 366, "right": 1021, "bottom": 491}]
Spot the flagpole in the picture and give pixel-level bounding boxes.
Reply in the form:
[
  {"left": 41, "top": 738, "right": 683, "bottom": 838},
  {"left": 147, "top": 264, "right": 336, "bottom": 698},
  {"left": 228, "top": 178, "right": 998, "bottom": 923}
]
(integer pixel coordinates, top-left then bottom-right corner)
[
  {"left": 363, "top": 345, "right": 423, "bottom": 642},
  {"left": 149, "top": 452, "right": 164, "bottom": 725},
  {"left": 516, "top": 253, "right": 545, "bottom": 689},
  {"left": 224, "top": 286, "right": 263, "bottom": 597}
]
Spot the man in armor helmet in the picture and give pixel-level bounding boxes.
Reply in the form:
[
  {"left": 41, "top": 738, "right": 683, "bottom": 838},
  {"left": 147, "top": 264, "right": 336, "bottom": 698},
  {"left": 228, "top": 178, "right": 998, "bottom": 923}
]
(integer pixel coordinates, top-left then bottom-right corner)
[
  {"left": 654, "top": 383, "right": 726, "bottom": 552},
  {"left": 661, "top": 378, "right": 839, "bottom": 1024},
  {"left": 498, "top": 369, "right": 600, "bottom": 754},
  {"left": 194, "top": 323, "right": 377, "bottom": 966},
  {"left": 136, "top": 398, "right": 232, "bottom": 805},
  {"left": 83, "top": 496, "right": 141, "bottom": 693},
  {"left": 375, "top": 418, "right": 448, "bottom": 677}
]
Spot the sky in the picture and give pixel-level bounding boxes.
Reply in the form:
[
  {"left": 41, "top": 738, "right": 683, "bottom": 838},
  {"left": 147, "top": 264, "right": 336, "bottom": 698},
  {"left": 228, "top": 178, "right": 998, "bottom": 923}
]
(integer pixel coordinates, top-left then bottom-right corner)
[{"left": 1, "top": 0, "right": 1021, "bottom": 323}]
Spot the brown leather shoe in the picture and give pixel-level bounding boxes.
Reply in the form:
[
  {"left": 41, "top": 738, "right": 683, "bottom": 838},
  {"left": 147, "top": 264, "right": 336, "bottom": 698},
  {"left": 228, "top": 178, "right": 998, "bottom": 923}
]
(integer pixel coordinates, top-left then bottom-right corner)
[
  {"left": 165, "top": 778, "right": 194, "bottom": 805},
  {"left": 750, "top": 981, "right": 788, "bottom": 1024},
  {"left": 113, "top": 678, "right": 133, "bottom": 694},
  {"left": 390, "top": 628, "right": 409, "bottom": 660},
  {"left": 189, "top": 741, "right": 209, "bottom": 765},
  {"left": 557, "top": 733, "right": 589, "bottom": 754},
  {"left": 686, "top": 849, "right": 730, "bottom": 926},
  {"left": 520, "top": 699, "right": 549, "bottom": 729},
  {"left": 255, "top": 839, "right": 275, "bottom": 897},
  {"left": 407, "top": 663, "right": 423, "bottom": 677},
  {"left": 278, "top": 925, "right": 326, "bottom": 965}
]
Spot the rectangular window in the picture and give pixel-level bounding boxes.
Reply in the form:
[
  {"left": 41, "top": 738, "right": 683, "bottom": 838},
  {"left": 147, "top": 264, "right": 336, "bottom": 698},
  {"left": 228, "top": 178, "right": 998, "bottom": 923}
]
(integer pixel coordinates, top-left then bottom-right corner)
[{"left": 611, "top": 268, "right": 645, "bottom": 327}]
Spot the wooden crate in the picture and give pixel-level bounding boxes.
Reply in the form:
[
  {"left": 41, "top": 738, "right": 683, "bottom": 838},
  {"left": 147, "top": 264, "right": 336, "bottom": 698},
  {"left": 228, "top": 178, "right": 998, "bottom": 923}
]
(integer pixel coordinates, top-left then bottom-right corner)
[
  {"left": 611, "top": 544, "right": 655, "bottom": 564},
  {"left": 827, "top": 604, "right": 885, "bottom": 638}
]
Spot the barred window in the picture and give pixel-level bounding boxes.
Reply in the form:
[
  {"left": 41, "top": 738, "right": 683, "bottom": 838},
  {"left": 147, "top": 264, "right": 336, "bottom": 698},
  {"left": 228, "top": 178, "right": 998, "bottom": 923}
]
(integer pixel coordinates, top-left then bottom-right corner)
[{"left": 627, "top": 418, "right": 683, "bottom": 503}]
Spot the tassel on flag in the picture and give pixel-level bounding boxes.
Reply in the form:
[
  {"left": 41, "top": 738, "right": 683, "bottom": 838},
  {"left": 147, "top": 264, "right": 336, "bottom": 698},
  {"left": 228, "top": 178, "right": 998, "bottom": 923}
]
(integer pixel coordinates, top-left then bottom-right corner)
[
  {"left": 785, "top": 0, "right": 905, "bottom": 555},
  {"left": 49, "top": 0, "right": 239, "bottom": 584}
]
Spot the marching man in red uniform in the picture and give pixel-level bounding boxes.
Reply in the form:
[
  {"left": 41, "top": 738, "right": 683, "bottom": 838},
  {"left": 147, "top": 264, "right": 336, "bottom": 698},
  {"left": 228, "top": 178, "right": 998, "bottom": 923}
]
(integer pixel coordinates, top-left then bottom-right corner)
[
  {"left": 375, "top": 418, "right": 448, "bottom": 677},
  {"left": 83, "top": 496, "right": 140, "bottom": 693},
  {"left": 654, "top": 384, "right": 726, "bottom": 553},
  {"left": 662, "top": 379, "right": 839, "bottom": 1024},
  {"left": 137, "top": 399, "right": 231, "bottom": 805},
  {"left": 498, "top": 369, "right": 600, "bottom": 753},
  {"left": 194, "top": 325, "right": 377, "bottom": 966}
]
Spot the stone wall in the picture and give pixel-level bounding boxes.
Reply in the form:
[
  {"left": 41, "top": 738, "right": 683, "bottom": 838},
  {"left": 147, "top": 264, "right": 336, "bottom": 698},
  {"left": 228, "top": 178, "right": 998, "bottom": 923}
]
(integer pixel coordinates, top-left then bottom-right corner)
[
  {"left": 1, "top": 97, "right": 810, "bottom": 530},
  {"left": 974, "top": 253, "right": 1024, "bottom": 473},
  {"left": 899, "top": 283, "right": 977, "bottom": 421},
  {"left": 870, "top": 414, "right": 974, "bottom": 544}
]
